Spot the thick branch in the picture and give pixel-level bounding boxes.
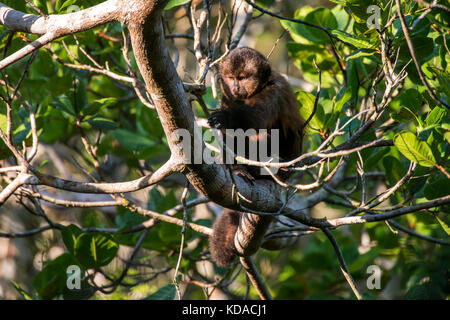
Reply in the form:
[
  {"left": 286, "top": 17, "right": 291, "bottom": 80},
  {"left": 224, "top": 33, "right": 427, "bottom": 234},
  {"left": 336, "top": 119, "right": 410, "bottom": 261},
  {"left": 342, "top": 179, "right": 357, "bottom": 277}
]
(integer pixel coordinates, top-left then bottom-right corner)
[
  {"left": 0, "top": 159, "right": 176, "bottom": 207},
  {"left": 126, "top": 0, "right": 283, "bottom": 214},
  {"left": 286, "top": 195, "right": 450, "bottom": 229}
]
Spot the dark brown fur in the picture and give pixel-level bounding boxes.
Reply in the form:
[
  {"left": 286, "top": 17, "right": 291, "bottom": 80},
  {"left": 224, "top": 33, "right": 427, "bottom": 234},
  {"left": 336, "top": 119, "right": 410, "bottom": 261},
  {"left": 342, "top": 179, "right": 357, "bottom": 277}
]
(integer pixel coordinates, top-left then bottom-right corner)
[
  {"left": 208, "top": 47, "right": 304, "bottom": 266},
  {"left": 209, "top": 47, "right": 304, "bottom": 178},
  {"left": 209, "top": 210, "right": 240, "bottom": 267}
]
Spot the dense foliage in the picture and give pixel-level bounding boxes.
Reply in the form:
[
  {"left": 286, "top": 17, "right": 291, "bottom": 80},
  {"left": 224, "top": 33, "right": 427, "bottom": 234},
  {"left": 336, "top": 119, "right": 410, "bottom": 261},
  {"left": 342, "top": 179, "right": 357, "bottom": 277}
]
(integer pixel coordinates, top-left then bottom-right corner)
[{"left": 0, "top": 0, "right": 448, "bottom": 300}]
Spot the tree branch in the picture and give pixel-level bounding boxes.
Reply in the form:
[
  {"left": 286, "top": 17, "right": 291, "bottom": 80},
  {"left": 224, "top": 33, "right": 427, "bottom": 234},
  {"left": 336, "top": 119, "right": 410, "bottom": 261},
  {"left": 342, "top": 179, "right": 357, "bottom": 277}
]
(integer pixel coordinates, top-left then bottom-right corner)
[
  {"left": 240, "top": 256, "right": 272, "bottom": 300},
  {"left": 0, "top": 1, "right": 122, "bottom": 69},
  {"left": 322, "top": 228, "right": 363, "bottom": 300}
]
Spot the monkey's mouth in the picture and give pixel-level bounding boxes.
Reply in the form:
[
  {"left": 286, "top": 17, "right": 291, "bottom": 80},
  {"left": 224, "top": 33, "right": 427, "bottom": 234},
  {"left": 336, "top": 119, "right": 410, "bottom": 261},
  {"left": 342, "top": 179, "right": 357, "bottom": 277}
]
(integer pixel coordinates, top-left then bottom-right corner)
[{"left": 232, "top": 91, "right": 248, "bottom": 100}]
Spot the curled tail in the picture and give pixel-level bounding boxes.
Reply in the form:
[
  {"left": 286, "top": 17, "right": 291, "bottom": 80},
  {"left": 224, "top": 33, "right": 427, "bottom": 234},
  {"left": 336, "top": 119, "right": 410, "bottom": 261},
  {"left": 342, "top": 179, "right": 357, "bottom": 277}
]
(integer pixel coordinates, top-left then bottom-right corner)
[{"left": 209, "top": 210, "right": 240, "bottom": 267}]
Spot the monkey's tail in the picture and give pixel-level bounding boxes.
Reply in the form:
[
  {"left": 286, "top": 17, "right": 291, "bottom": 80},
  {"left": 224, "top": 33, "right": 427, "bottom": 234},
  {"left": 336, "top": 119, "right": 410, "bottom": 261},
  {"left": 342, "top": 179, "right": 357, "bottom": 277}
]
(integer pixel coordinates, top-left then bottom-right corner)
[{"left": 209, "top": 210, "right": 240, "bottom": 267}]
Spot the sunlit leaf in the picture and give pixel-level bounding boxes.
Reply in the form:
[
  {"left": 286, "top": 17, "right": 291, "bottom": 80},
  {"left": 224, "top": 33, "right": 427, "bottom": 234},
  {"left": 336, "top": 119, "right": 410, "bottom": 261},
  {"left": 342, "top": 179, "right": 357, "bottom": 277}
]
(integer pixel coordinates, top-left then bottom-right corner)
[
  {"left": 74, "top": 233, "right": 119, "bottom": 269},
  {"left": 296, "top": 90, "right": 325, "bottom": 130},
  {"left": 164, "top": 0, "right": 189, "bottom": 10},
  {"left": 394, "top": 132, "right": 436, "bottom": 167},
  {"left": 143, "top": 284, "right": 176, "bottom": 300}
]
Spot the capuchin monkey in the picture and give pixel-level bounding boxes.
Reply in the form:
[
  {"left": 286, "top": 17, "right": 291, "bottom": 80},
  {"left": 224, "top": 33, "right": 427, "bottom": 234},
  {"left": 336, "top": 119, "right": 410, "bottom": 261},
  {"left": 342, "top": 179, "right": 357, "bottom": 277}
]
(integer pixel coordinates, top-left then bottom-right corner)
[{"left": 208, "top": 47, "right": 305, "bottom": 267}]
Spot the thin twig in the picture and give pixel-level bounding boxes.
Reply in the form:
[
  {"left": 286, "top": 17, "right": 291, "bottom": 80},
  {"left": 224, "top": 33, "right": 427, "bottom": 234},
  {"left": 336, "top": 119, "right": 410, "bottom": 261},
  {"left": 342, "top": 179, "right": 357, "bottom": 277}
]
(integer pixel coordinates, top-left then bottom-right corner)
[
  {"left": 173, "top": 185, "right": 190, "bottom": 300},
  {"left": 239, "top": 256, "right": 272, "bottom": 300},
  {"left": 303, "top": 60, "right": 322, "bottom": 130},
  {"left": 244, "top": 0, "right": 351, "bottom": 46},
  {"left": 322, "top": 228, "right": 363, "bottom": 300},
  {"left": 390, "top": 220, "right": 450, "bottom": 246},
  {"left": 394, "top": 0, "right": 449, "bottom": 109}
]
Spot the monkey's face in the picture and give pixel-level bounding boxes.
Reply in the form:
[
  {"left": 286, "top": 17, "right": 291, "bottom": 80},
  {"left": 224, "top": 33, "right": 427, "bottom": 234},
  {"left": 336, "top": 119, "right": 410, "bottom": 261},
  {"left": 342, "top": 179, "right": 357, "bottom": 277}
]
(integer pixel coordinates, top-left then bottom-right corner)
[
  {"left": 219, "top": 47, "right": 271, "bottom": 101},
  {"left": 221, "top": 72, "right": 260, "bottom": 100}
]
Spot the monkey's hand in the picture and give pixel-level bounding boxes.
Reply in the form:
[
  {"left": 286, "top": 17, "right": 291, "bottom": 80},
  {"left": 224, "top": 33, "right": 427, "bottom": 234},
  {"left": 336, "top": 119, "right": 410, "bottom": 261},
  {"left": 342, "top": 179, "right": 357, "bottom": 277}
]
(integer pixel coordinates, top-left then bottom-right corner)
[{"left": 208, "top": 110, "right": 232, "bottom": 129}]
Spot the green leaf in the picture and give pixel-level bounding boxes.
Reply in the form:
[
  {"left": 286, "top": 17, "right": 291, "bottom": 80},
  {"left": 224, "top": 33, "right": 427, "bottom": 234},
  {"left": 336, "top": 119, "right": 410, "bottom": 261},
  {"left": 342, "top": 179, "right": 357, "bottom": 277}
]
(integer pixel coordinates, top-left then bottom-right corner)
[
  {"left": 37, "top": 109, "right": 70, "bottom": 143},
  {"left": 422, "top": 90, "right": 438, "bottom": 108},
  {"left": 255, "top": 0, "right": 275, "bottom": 8},
  {"left": 397, "top": 88, "right": 423, "bottom": 112},
  {"left": 62, "top": 278, "right": 94, "bottom": 300},
  {"left": 52, "top": 94, "right": 76, "bottom": 116},
  {"left": 33, "top": 253, "right": 78, "bottom": 300},
  {"left": 427, "top": 67, "right": 450, "bottom": 98},
  {"left": 112, "top": 129, "right": 156, "bottom": 151},
  {"left": 55, "top": 0, "right": 77, "bottom": 12},
  {"left": 331, "top": 4, "right": 350, "bottom": 30},
  {"left": 394, "top": 132, "right": 437, "bottom": 167},
  {"left": 424, "top": 178, "right": 450, "bottom": 200},
  {"left": 148, "top": 188, "right": 178, "bottom": 212},
  {"left": 2, "top": 1, "right": 27, "bottom": 12},
  {"left": 281, "top": 7, "right": 337, "bottom": 45},
  {"left": 345, "top": 0, "right": 380, "bottom": 24},
  {"left": 81, "top": 97, "right": 117, "bottom": 116},
  {"left": 164, "top": 0, "right": 190, "bottom": 10},
  {"left": 13, "top": 122, "right": 31, "bottom": 146},
  {"left": 74, "top": 233, "right": 119, "bottom": 269},
  {"left": 87, "top": 116, "right": 118, "bottom": 131},
  {"left": 143, "top": 284, "right": 176, "bottom": 300},
  {"left": 158, "top": 221, "right": 184, "bottom": 246},
  {"left": 331, "top": 30, "right": 374, "bottom": 49},
  {"left": 434, "top": 214, "right": 450, "bottom": 236},
  {"left": 61, "top": 224, "right": 83, "bottom": 255},
  {"left": 136, "top": 105, "right": 164, "bottom": 137},
  {"left": 398, "top": 37, "right": 434, "bottom": 63},
  {"left": 115, "top": 208, "right": 147, "bottom": 230},
  {"left": 280, "top": 6, "right": 315, "bottom": 44},
  {"left": 327, "top": 0, "right": 346, "bottom": 4},
  {"left": 346, "top": 59, "right": 359, "bottom": 100},
  {"left": 365, "top": 147, "right": 390, "bottom": 170},
  {"left": 296, "top": 90, "right": 324, "bottom": 130},
  {"left": 137, "top": 144, "right": 168, "bottom": 160},
  {"left": 345, "top": 48, "right": 377, "bottom": 61},
  {"left": 304, "top": 8, "right": 338, "bottom": 44},
  {"left": 11, "top": 281, "right": 33, "bottom": 300},
  {"left": 391, "top": 107, "right": 420, "bottom": 124},
  {"left": 426, "top": 107, "right": 447, "bottom": 127},
  {"left": 59, "top": 0, "right": 77, "bottom": 12},
  {"left": 55, "top": 0, "right": 63, "bottom": 12},
  {"left": 383, "top": 155, "right": 406, "bottom": 186},
  {"left": 334, "top": 86, "right": 352, "bottom": 113}
]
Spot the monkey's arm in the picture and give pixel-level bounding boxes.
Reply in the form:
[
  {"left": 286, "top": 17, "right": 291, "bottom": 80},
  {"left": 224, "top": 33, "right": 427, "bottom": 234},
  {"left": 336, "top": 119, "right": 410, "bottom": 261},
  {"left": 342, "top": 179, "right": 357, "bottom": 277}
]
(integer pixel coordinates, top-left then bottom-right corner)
[{"left": 208, "top": 103, "right": 259, "bottom": 129}]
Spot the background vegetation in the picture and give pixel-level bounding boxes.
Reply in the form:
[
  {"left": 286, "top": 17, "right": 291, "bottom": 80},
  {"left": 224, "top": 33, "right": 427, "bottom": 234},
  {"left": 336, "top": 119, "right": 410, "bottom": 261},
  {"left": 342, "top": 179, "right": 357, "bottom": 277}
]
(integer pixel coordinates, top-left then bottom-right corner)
[{"left": 0, "top": 0, "right": 448, "bottom": 300}]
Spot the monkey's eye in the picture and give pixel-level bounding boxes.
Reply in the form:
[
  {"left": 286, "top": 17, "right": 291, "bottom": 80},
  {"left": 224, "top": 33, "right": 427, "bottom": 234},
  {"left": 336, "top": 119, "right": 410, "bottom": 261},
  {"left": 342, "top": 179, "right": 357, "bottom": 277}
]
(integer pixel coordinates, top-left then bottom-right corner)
[{"left": 237, "top": 75, "right": 246, "bottom": 81}]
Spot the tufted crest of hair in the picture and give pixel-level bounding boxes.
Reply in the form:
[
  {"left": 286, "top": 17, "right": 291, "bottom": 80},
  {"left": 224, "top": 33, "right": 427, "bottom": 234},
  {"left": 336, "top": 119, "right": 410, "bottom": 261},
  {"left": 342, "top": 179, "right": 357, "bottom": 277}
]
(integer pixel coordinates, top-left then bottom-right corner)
[
  {"left": 209, "top": 210, "right": 241, "bottom": 267},
  {"left": 219, "top": 47, "right": 271, "bottom": 99}
]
